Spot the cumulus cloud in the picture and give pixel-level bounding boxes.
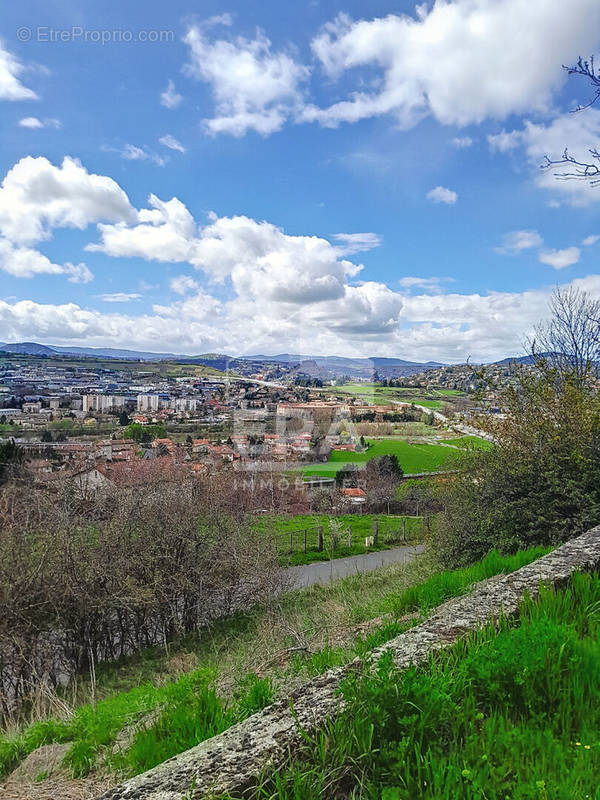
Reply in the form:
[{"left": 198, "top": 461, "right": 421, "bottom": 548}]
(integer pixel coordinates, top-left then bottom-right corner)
[
  {"left": 159, "top": 134, "right": 186, "bottom": 153},
  {"left": 0, "top": 238, "right": 92, "bottom": 283},
  {"left": 0, "top": 41, "right": 38, "bottom": 101},
  {"left": 0, "top": 154, "right": 597, "bottom": 363},
  {"left": 170, "top": 274, "right": 200, "bottom": 294},
  {"left": 0, "top": 156, "right": 135, "bottom": 245},
  {"left": 301, "top": 0, "right": 600, "bottom": 130},
  {"left": 183, "top": 21, "right": 309, "bottom": 136},
  {"left": 427, "top": 186, "right": 457, "bottom": 205},
  {"left": 538, "top": 247, "right": 580, "bottom": 269},
  {"left": 19, "top": 116, "right": 61, "bottom": 129},
  {"left": 488, "top": 110, "right": 600, "bottom": 205},
  {"left": 3, "top": 276, "right": 600, "bottom": 363},
  {"left": 160, "top": 79, "right": 183, "bottom": 109},
  {"left": 497, "top": 230, "right": 544, "bottom": 254}
]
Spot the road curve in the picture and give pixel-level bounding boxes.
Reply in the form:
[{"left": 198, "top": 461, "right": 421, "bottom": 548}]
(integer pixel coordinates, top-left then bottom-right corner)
[{"left": 285, "top": 544, "right": 425, "bottom": 589}]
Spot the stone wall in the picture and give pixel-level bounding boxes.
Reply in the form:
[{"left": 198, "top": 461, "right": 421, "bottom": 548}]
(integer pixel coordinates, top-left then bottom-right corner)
[{"left": 98, "top": 526, "right": 600, "bottom": 800}]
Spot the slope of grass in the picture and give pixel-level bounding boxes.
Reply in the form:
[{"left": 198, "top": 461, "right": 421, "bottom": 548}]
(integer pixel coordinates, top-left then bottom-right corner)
[
  {"left": 242, "top": 569, "right": 598, "bottom": 800},
  {"left": 0, "top": 546, "right": 550, "bottom": 782}
]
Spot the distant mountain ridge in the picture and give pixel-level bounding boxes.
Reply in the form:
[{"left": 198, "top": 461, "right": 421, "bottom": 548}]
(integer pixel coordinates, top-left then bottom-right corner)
[{"left": 0, "top": 340, "right": 536, "bottom": 378}]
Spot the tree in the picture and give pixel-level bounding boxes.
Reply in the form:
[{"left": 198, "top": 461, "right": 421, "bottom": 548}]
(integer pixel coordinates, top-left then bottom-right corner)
[
  {"left": 41, "top": 430, "right": 53, "bottom": 442},
  {"left": 543, "top": 56, "right": 600, "bottom": 185},
  {"left": 365, "top": 455, "right": 404, "bottom": 513},
  {"left": 335, "top": 464, "right": 361, "bottom": 488},
  {"left": 0, "top": 439, "right": 22, "bottom": 484},
  {"left": 119, "top": 409, "right": 130, "bottom": 426},
  {"left": 533, "top": 286, "right": 600, "bottom": 382}
]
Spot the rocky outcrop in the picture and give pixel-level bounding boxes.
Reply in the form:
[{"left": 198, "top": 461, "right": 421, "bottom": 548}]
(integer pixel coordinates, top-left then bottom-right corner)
[{"left": 98, "top": 526, "right": 600, "bottom": 800}]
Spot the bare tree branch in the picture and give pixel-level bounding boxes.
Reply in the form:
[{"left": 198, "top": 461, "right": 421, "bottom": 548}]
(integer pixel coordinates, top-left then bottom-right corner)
[{"left": 543, "top": 56, "right": 600, "bottom": 185}]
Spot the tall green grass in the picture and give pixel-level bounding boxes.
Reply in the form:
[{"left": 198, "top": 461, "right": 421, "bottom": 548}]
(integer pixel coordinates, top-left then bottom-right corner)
[
  {"left": 243, "top": 572, "right": 600, "bottom": 800},
  {"left": 0, "top": 546, "right": 551, "bottom": 782},
  {"left": 386, "top": 546, "right": 551, "bottom": 616}
]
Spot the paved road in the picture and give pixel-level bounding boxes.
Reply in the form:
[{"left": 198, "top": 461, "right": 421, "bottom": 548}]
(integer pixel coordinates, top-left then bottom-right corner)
[{"left": 285, "top": 544, "right": 425, "bottom": 589}]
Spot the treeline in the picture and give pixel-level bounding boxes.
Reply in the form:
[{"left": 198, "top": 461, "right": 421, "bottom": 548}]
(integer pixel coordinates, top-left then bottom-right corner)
[
  {"left": 0, "top": 475, "right": 282, "bottom": 717},
  {"left": 434, "top": 288, "right": 600, "bottom": 567}
]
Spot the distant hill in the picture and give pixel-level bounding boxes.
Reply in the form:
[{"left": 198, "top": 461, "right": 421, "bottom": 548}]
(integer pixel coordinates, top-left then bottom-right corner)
[
  {"left": 0, "top": 341, "right": 58, "bottom": 356},
  {"left": 0, "top": 340, "right": 543, "bottom": 379},
  {"left": 241, "top": 353, "right": 444, "bottom": 379}
]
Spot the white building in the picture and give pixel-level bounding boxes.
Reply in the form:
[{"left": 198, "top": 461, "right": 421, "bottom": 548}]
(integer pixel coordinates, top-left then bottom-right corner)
[
  {"left": 82, "top": 394, "right": 126, "bottom": 413},
  {"left": 137, "top": 394, "right": 161, "bottom": 412}
]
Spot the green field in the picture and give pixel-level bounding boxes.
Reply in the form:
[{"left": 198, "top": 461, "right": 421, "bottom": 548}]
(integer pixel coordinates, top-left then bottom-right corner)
[
  {"left": 252, "top": 513, "right": 424, "bottom": 565},
  {"left": 302, "top": 438, "right": 458, "bottom": 478},
  {"left": 442, "top": 435, "right": 492, "bottom": 450},
  {"left": 324, "top": 383, "right": 464, "bottom": 410}
]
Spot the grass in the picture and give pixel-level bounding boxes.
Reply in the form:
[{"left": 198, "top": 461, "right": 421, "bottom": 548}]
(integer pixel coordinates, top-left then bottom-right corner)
[
  {"left": 0, "top": 545, "right": 550, "bottom": 782},
  {"left": 441, "top": 435, "right": 492, "bottom": 450},
  {"left": 252, "top": 514, "right": 424, "bottom": 565},
  {"left": 323, "top": 383, "right": 465, "bottom": 410},
  {"left": 242, "top": 570, "right": 600, "bottom": 800},
  {"left": 302, "top": 438, "right": 458, "bottom": 478}
]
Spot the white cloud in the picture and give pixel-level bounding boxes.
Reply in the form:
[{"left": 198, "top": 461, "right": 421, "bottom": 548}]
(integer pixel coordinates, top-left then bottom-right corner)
[
  {"left": 487, "top": 129, "right": 522, "bottom": 152},
  {"left": 170, "top": 274, "right": 200, "bottom": 294},
  {"left": 64, "top": 263, "right": 93, "bottom": 284},
  {"left": 4, "top": 275, "right": 600, "bottom": 363},
  {"left": 159, "top": 134, "right": 186, "bottom": 153},
  {"left": 488, "top": 110, "right": 600, "bottom": 205},
  {"left": 0, "top": 156, "right": 135, "bottom": 245},
  {"left": 1, "top": 154, "right": 597, "bottom": 363},
  {"left": 99, "top": 292, "right": 142, "bottom": 302},
  {"left": 539, "top": 247, "right": 580, "bottom": 270},
  {"left": 160, "top": 79, "right": 183, "bottom": 109},
  {"left": 19, "top": 116, "right": 43, "bottom": 129},
  {"left": 0, "top": 41, "right": 38, "bottom": 101},
  {"left": 19, "top": 116, "right": 61, "bottom": 129},
  {"left": 427, "top": 186, "right": 457, "bottom": 205},
  {"left": 498, "top": 230, "right": 544, "bottom": 254},
  {"left": 183, "top": 21, "right": 309, "bottom": 136},
  {"left": 451, "top": 136, "right": 473, "bottom": 148},
  {"left": 331, "top": 232, "right": 382, "bottom": 255},
  {"left": 302, "top": 0, "right": 600, "bottom": 130},
  {"left": 0, "top": 238, "right": 92, "bottom": 283},
  {"left": 583, "top": 234, "right": 600, "bottom": 246},
  {"left": 120, "top": 144, "right": 165, "bottom": 167},
  {"left": 399, "top": 276, "right": 452, "bottom": 293}
]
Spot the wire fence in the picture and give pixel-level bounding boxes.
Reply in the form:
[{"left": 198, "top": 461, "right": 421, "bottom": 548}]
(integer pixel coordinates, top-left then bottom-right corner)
[{"left": 270, "top": 515, "right": 429, "bottom": 560}]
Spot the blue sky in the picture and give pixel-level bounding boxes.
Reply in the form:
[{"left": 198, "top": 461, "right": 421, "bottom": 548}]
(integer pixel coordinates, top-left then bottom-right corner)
[{"left": 1, "top": 0, "right": 600, "bottom": 361}]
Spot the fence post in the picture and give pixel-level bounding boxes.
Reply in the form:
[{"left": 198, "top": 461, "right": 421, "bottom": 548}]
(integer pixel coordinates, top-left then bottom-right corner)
[
  {"left": 304, "top": 529, "right": 307, "bottom": 554},
  {"left": 403, "top": 517, "right": 406, "bottom": 543},
  {"left": 318, "top": 525, "right": 324, "bottom": 552},
  {"left": 348, "top": 524, "right": 352, "bottom": 548},
  {"left": 374, "top": 519, "right": 379, "bottom": 546},
  {"left": 289, "top": 531, "right": 293, "bottom": 556}
]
